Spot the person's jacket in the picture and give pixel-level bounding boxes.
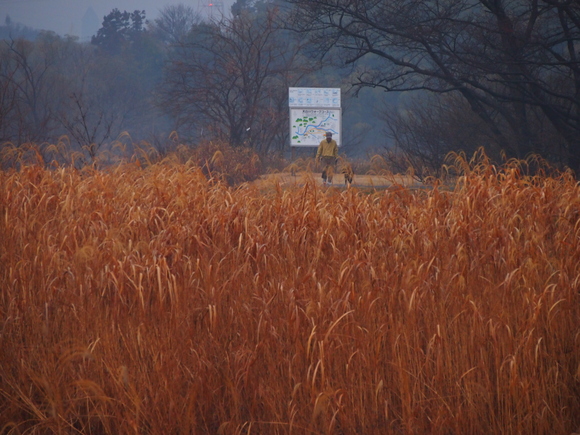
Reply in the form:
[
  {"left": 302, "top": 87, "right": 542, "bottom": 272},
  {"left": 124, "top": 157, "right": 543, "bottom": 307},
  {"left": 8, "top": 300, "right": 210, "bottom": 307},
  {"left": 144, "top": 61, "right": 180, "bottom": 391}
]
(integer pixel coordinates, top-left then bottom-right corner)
[{"left": 316, "top": 139, "right": 338, "bottom": 158}]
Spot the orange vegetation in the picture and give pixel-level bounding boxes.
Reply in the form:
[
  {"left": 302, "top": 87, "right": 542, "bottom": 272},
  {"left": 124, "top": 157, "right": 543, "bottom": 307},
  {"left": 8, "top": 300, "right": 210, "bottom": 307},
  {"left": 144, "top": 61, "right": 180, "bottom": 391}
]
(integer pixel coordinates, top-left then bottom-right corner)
[{"left": 1, "top": 159, "right": 579, "bottom": 434}]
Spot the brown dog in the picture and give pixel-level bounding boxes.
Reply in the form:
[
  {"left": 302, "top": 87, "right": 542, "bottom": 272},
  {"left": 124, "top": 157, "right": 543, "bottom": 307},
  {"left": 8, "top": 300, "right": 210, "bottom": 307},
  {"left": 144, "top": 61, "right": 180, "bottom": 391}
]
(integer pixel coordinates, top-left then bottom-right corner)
[{"left": 342, "top": 163, "right": 354, "bottom": 186}]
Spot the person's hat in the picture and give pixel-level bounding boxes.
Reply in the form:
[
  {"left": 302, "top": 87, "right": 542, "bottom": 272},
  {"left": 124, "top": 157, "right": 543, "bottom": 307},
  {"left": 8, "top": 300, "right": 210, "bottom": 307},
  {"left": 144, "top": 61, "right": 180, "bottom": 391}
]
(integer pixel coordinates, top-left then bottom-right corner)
[{"left": 325, "top": 132, "right": 333, "bottom": 136}]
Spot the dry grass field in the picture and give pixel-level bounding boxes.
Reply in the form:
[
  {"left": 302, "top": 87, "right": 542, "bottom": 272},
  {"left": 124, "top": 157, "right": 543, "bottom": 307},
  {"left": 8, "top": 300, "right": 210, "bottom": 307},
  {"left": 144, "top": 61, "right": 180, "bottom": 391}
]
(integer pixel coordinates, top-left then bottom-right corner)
[{"left": 1, "top": 159, "right": 580, "bottom": 434}]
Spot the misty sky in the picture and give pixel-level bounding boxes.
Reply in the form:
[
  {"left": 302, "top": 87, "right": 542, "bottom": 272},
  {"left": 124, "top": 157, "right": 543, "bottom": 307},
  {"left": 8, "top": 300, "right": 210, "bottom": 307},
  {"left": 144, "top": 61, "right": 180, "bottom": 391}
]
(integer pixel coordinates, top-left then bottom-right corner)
[{"left": 1, "top": 0, "right": 234, "bottom": 40}]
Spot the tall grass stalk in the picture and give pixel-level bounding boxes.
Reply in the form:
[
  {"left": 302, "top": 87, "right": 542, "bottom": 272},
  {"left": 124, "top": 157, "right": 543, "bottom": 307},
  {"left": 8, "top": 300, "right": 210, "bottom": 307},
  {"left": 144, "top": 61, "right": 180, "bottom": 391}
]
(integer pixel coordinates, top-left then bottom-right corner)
[{"left": 1, "top": 159, "right": 579, "bottom": 434}]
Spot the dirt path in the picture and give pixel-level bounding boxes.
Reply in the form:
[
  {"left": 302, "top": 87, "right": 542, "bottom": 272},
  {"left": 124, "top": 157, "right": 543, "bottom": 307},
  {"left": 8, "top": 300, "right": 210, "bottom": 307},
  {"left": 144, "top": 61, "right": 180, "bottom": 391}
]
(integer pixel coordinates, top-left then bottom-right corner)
[{"left": 254, "top": 172, "right": 422, "bottom": 190}]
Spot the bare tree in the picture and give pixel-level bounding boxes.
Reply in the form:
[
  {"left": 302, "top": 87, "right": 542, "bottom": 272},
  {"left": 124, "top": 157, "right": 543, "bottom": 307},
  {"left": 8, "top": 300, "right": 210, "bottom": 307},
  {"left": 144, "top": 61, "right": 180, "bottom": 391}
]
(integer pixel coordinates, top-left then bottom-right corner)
[
  {"left": 153, "top": 4, "right": 201, "bottom": 46},
  {"left": 0, "top": 34, "right": 68, "bottom": 144},
  {"left": 159, "top": 6, "right": 316, "bottom": 154},
  {"left": 284, "top": 0, "right": 580, "bottom": 172},
  {"left": 55, "top": 44, "right": 137, "bottom": 163},
  {"left": 0, "top": 46, "right": 20, "bottom": 143},
  {"left": 382, "top": 92, "right": 498, "bottom": 179}
]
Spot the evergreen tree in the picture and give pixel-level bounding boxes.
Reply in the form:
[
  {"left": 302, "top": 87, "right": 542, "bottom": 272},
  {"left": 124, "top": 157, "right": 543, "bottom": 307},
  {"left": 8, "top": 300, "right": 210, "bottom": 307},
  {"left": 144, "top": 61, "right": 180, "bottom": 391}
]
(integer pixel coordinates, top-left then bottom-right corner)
[{"left": 91, "top": 9, "right": 147, "bottom": 54}]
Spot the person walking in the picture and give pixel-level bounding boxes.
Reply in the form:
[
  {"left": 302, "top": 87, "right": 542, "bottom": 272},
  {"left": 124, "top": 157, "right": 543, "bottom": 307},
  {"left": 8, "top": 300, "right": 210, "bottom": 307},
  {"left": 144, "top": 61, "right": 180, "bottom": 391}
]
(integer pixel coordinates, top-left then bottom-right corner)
[{"left": 316, "top": 131, "right": 338, "bottom": 185}]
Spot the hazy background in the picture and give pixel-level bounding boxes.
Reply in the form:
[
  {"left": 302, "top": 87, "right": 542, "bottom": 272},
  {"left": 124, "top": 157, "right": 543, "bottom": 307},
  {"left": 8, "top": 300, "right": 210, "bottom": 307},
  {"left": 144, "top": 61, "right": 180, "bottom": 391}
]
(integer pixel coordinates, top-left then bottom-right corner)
[
  {"left": 0, "top": 0, "right": 388, "bottom": 160},
  {"left": 0, "top": 0, "right": 234, "bottom": 40}
]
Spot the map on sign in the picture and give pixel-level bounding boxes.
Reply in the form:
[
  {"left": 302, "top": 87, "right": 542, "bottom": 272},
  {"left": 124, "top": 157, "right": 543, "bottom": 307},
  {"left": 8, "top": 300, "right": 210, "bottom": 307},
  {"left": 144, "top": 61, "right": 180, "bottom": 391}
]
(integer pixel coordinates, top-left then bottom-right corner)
[
  {"left": 289, "top": 87, "right": 341, "bottom": 108},
  {"left": 290, "top": 108, "right": 341, "bottom": 147}
]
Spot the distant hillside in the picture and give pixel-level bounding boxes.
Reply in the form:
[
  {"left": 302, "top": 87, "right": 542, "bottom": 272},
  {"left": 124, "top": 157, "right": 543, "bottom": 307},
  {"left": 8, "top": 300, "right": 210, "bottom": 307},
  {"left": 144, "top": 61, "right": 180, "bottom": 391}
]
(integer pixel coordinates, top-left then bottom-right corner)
[{"left": 1, "top": 15, "right": 41, "bottom": 40}]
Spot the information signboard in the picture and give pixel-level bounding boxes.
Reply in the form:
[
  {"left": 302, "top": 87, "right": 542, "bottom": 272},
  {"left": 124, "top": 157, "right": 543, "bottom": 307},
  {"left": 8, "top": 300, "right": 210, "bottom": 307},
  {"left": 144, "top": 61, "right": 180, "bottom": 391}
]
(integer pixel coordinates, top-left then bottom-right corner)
[
  {"left": 290, "top": 108, "right": 342, "bottom": 147},
  {"left": 289, "top": 87, "right": 341, "bottom": 108},
  {"left": 289, "top": 87, "right": 342, "bottom": 147}
]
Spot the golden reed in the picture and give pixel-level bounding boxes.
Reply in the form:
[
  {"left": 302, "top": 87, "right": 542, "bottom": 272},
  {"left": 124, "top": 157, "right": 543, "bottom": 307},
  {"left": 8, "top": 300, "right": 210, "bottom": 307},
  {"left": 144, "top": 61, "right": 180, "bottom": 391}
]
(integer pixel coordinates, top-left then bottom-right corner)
[{"left": 1, "top": 157, "right": 579, "bottom": 434}]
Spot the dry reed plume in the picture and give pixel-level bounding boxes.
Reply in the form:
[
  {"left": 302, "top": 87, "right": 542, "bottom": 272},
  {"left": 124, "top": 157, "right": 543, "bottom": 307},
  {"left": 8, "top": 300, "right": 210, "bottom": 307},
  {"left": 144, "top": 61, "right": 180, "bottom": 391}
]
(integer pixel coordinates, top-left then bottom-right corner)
[{"left": 1, "top": 157, "right": 579, "bottom": 434}]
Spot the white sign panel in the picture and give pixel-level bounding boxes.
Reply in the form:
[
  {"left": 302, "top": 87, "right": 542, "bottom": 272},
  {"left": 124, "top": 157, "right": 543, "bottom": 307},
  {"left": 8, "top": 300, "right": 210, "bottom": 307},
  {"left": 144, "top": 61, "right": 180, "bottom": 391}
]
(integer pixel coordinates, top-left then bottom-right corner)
[
  {"left": 289, "top": 87, "right": 341, "bottom": 108},
  {"left": 290, "top": 108, "right": 341, "bottom": 147}
]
